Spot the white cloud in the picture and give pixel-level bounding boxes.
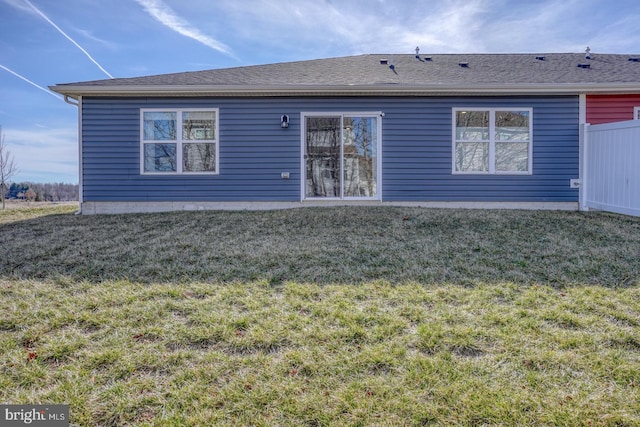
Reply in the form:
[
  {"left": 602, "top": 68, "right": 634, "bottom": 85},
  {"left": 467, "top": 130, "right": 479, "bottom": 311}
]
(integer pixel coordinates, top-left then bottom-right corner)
[
  {"left": 211, "top": 0, "right": 491, "bottom": 56},
  {"left": 3, "top": 127, "right": 78, "bottom": 183},
  {"left": 464, "top": 0, "right": 640, "bottom": 54},
  {"left": 207, "top": 0, "right": 638, "bottom": 58},
  {"left": 477, "top": 0, "right": 582, "bottom": 52},
  {"left": 583, "top": 12, "right": 640, "bottom": 53},
  {"left": 341, "top": 0, "right": 491, "bottom": 53},
  {"left": 135, "top": 0, "right": 234, "bottom": 56}
]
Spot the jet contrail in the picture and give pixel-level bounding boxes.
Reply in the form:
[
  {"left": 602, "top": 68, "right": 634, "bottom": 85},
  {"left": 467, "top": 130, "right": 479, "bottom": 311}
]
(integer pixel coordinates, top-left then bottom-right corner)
[
  {"left": 23, "top": 0, "right": 114, "bottom": 79},
  {"left": 0, "top": 64, "right": 63, "bottom": 100},
  {"left": 135, "top": 0, "right": 233, "bottom": 56}
]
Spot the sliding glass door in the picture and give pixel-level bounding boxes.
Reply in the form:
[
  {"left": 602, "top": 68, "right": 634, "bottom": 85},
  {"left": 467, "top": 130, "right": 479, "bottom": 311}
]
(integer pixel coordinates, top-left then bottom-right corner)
[{"left": 303, "top": 113, "right": 380, "bottom": 200}]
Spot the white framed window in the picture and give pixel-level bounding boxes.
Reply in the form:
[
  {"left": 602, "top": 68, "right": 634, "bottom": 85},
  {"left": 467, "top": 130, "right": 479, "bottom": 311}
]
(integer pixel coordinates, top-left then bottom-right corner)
[
  {"left": 452, "top": 108, "right": 532, "bottom": 174},
  {"left": 302, "top": 112, "right": 382, "bottom": 200},
  {"left": 141, "top": 108, "right": 219, "bottom": 174},
  {"left": 634, "top": 106, "right": 640, "bottom": 120}
]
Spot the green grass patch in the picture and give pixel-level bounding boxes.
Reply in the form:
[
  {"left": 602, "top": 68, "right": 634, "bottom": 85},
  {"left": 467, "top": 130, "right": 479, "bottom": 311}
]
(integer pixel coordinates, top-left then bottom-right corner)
[
  {"left": 1, "top": 280, "right": 639, "bottom": 426},
  {"left": 1, "top": 206, "right": 639, "bottom": 286},
  {"left": 0, "top": 206, "right": 639, "bottom": 425}
]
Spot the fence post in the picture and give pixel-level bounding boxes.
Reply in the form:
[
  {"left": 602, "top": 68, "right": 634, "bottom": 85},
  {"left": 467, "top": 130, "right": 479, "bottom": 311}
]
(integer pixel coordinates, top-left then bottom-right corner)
[{"left": 579, "top": 123, "right": 589, "bottom": 211}]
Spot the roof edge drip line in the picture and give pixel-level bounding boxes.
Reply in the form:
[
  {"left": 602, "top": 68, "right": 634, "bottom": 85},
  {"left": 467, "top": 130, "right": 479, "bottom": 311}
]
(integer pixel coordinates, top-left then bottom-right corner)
[{"left": 50, "top": 83, "right": 640, "bottom": 98}]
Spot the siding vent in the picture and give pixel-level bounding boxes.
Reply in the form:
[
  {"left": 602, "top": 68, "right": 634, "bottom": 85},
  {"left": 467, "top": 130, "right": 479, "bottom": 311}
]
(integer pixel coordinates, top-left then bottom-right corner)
[
  {"left": 577, "top": 63, "right": 591, "bottom": 69},
  {"left": 535, "top": 56, "right": 546, "bottom": 61},
  {"left": 458, "top": 62, "right": 469, "bottom": 68},
  {"left": 628, "top": 57, "right": 640, "bottom": 62},
  {"left": 379, "top": 59, "right": 388, "bottom": 65}
]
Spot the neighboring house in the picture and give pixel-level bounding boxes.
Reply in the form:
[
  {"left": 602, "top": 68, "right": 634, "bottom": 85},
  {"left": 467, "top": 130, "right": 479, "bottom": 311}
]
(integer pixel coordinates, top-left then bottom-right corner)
[
  {"left": 586, "top": 94, "right": 640, "bottom": 124},
  {"left": 50, "top": 52, "right": 640, "bottom": 214}
]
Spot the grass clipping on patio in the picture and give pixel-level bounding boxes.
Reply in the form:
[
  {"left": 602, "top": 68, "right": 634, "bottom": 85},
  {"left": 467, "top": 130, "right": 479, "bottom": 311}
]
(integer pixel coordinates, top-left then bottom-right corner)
[{"left": 0, "top": 206, "right": 639, "bottom": 426}]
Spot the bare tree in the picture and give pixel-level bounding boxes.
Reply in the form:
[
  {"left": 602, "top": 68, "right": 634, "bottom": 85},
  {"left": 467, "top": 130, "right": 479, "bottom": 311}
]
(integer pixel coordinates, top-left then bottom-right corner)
[
  {"left": 0, "top": 126, "right": 19, "bottom": 209},
  {"left": 25, "top": 188, "right": 36, "bottom": 206}
]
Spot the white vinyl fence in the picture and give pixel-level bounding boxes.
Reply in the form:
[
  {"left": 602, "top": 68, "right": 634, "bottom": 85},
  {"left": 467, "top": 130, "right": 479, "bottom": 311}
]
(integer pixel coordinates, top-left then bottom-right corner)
[{"left": 582, "top": 120, "right": 640, "bottom": 216}]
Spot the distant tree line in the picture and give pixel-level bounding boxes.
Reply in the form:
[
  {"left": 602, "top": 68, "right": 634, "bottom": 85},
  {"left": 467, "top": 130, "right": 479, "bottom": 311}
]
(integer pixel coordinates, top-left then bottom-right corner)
[{"left": 4, "top": 182, "right": 78, "bottom": 202}]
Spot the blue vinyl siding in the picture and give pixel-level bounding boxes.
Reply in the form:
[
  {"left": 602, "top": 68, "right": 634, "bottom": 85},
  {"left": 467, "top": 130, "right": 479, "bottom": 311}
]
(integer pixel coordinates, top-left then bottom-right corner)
[{"left": 81, "top": 96, "right": 578, "bottom": 202}]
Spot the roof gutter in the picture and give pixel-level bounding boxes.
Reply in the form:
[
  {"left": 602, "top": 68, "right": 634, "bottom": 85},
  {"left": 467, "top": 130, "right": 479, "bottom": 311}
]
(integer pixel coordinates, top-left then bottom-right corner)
[{"left": 50, "top": 83, "right": 640, "bottom": 99}]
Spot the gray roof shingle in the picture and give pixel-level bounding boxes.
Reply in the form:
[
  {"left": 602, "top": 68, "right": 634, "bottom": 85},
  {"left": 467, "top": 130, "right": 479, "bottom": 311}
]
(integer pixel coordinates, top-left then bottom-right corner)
[{"left": 51, "top": 53, "right": 640, "bottom": 96}]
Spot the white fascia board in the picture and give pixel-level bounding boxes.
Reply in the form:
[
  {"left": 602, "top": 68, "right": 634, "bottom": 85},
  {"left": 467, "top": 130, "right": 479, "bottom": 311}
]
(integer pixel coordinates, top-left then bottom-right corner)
[{"left": 50, "top": 83, "right": 640, "bottom": 98}]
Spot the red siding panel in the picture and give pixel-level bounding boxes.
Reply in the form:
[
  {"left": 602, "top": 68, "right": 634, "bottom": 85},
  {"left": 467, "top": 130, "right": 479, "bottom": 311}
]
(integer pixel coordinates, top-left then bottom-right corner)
[{"left": 586, "top": 94, "right": 640, "bottom": 124}]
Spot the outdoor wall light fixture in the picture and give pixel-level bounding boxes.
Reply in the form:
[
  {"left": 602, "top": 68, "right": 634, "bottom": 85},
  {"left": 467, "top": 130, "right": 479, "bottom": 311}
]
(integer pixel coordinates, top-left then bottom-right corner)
[{"left": 281, "top": 115, "right": 289, "bottom": 128}]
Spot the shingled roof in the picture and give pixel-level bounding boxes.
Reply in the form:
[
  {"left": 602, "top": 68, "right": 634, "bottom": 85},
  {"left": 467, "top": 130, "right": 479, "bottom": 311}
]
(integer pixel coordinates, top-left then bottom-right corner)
[{"left": 51, "top": 53, "right": 640, "bottom": 98}]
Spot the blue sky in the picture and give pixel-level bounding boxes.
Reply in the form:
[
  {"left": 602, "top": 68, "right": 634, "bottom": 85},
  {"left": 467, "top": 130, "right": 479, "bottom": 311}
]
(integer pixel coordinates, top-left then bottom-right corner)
[{"left": 1, "top": 0, "right": 639, "bottom": 183}]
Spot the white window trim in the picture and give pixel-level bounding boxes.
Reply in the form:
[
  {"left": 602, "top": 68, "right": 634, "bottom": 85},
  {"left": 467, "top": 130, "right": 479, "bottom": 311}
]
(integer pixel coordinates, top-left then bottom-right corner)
[
  {"left": 452, "top": 107, "right": 533, "bottom": 175},
  {"left": 634, "top": 106, "right": 640, "bottom": 120},
  {"left": 140, "top": 108, "right": 220, "bottom": 175},
  {"left": 300, "top": 111, "right": 383, "bottom": 201}
]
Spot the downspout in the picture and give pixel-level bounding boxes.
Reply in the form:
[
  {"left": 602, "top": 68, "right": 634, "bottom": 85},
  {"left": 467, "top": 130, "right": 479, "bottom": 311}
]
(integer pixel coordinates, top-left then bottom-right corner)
[
  {"left": 63, "top": 95, "right": 78, "bottom": 107},
  {"left": 63, "top": 95, "right": 83, "bottom": 214}
]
